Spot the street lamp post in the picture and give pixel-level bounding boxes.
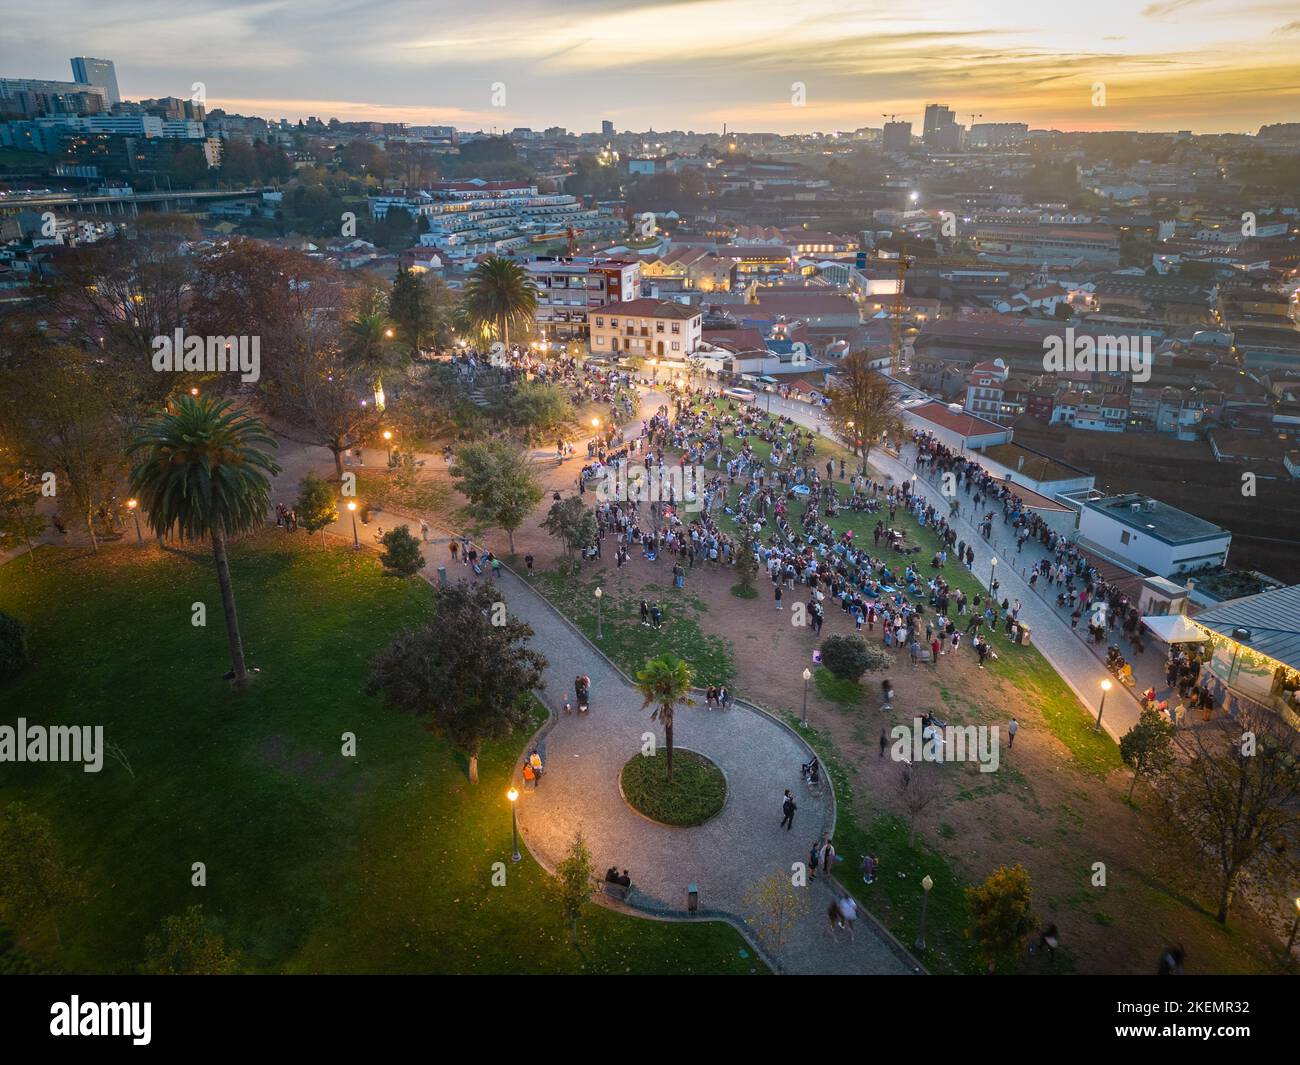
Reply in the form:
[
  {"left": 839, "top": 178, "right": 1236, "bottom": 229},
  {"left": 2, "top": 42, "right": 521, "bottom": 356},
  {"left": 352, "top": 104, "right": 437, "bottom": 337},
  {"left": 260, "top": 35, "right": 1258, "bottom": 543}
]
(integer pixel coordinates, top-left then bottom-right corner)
[
  {"left": 126, "top": 498, "right": 143, "bottom": 544},
  {"left": 347, "top": 500, "right": 360, "bottom": 549},
  {"left": 801, "top": 667, "right": 812, "bottom": 727},
  {"left": 595, "top": 586, "right": 603, "bottom": 640},
  {"left": 989, "top": 555, "right": 998, "bottom": 590},
  {"left": 382, "top": 429, "right": 393, "bottom": 464},
  {"left": 507, "top": 787, "right": 521, "bottom": 862},
  {"left": 915, "top": 874, "right": 934, "bottom": 951},
  {"left": 1287, "top": 896, "right": 1300, "bottom": 955},
  {"left": 1095, "top": 679, "right": 1112, "bottom": 732}
]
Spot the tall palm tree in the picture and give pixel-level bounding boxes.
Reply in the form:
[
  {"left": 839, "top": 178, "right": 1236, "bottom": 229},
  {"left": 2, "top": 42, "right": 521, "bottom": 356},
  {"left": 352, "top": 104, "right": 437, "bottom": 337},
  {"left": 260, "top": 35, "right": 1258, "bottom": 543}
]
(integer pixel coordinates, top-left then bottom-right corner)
[
  {"left": 127, "top": 397, "right": 281, "bottom": 688},
  {"left": 635, "top": 654, "right": 694, "bottom": 782},
  {"left": 461, "top": 256, "right": 537, "bottom": 350},
  {"left": 344, "top": 312, "right": 402, "bottom": 409}
]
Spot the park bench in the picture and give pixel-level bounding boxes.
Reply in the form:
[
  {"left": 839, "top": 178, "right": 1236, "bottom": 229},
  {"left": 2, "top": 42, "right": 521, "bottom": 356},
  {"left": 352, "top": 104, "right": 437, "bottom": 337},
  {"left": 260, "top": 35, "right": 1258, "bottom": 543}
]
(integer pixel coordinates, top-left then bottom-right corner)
[{"left": 601, "top": 878, "right": 632, "bottom": 902}]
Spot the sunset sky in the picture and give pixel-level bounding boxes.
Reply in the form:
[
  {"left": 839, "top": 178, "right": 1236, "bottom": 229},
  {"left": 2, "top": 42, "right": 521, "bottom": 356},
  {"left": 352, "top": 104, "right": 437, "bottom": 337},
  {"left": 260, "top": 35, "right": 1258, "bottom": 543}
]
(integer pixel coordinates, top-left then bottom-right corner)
[{"left": 5, "top": 0, "right": 1299, "bottom": 134}]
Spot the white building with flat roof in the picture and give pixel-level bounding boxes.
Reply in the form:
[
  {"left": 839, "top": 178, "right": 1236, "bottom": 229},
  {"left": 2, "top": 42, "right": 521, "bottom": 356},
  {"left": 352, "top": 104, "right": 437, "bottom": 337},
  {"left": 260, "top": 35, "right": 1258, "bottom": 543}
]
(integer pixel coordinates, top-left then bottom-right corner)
[{"left": 1078, "top": 493, "right": 1231, "bottom": 578}]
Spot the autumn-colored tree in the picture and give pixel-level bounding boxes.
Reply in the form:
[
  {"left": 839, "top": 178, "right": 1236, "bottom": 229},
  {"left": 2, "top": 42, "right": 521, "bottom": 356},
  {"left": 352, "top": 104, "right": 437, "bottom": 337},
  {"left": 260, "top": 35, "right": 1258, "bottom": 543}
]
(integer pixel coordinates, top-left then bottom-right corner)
[{"left": 823, "top": 350, "right": 904, "bottom": 473}]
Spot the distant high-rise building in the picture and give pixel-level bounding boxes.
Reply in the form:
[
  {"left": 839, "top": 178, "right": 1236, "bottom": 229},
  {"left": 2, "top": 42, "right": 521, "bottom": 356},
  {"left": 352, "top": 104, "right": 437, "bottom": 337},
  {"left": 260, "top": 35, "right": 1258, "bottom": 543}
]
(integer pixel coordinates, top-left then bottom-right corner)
[
  {"left": 70, "top": 57, "right": 120, "bottom": 106},
  {"left": 601, "top": 119, "right": 614, "bottom": 137},
  {"left": 882, "top": 120, "right": 912, "bottom": 150},
  {"left": 922, "top": 103, "right": 961, "bottom": 151}
]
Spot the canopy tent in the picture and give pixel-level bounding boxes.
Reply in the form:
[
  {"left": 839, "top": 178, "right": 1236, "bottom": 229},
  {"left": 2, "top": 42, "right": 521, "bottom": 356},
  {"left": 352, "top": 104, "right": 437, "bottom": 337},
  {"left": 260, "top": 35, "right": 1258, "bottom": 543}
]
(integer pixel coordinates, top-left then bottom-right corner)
[{"left": 1141, "top": 614, "right": 1205, "bottom": 645}]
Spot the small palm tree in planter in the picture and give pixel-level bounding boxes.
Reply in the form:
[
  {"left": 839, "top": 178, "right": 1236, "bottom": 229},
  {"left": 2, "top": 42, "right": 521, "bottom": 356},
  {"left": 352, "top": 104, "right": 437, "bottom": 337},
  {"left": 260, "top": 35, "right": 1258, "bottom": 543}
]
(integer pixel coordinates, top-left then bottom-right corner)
[
  {"left": 127, "top": 396, "right": 280, "bottom": 688},
  {"left": 634, "top": 654, "right": 694, "bottom": 782}
]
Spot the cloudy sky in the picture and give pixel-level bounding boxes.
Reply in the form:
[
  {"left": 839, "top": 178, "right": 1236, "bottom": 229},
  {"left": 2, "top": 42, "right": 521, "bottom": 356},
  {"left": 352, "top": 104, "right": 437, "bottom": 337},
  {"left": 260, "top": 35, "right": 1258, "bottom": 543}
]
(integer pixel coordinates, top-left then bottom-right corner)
[{"left": 4, "top": 0, "right": 1298, "bottom": 133}]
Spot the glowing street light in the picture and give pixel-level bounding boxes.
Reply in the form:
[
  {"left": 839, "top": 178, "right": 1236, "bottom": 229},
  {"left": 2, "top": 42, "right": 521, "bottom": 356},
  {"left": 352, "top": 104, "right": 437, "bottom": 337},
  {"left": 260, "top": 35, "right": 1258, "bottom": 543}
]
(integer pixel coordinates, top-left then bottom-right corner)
[
  {"left": 126, "top": 498, "right": 143, "bottom": 544},
  {"left": 1095, "top": 678, "right": 1112, "bottom": 732},
  {"left": 594, "top": 586, "right": 604, "bottom": 640},
  {"left": 507, "top": 787, "right": 522, "bottom": 862},
  {"left": 801, "top": 666, "right": 812, "bottom": 727},
  {"left": 382, "top": 429, "right": 393, "bottom": 462},
  {"left": 346, "top": 500, "right": 360, "bottom": 548}
]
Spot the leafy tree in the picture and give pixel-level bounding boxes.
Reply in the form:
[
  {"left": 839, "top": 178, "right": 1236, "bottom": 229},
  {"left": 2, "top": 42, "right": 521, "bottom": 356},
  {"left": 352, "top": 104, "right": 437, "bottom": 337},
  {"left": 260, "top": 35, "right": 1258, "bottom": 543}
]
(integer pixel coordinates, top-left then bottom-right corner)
[
  {"left": 127, "top": 397, "right": 281, "bottom": 688},
  {"left": 378, "top": 525, "right": 425, "bottom": 578},
  {"left": 540, "top": 495, "right": 596, "bottom": 571},
  {"left": 634, "top": 655, "right": 694, "bottom": 782},
  {"left": 556, "top": 831, "right": 596, "bottom": 949},
  {"left": 0, "top": 802, "right": 86, "bottom": 947},
  {"left": 461, "top": 256, "right": 538, "bottom": 348},
  {"left": 1119, "top": 707, "right": 1176, "bottom": 802},
  {"left": 140, "top": 905, "right": 242, "bottom": 975},
  {"left": 964, "top": 863, "right": 1036, "bottom": 971},
  {"left": 824, "top": 350, "right": 904, "bottom": 473},
  {"left": 366, "top": 580, "right": 547, "bottom": 783},
  {"left": 502, "top": 380, "right": 571, "bottom": 442},
  {"left": 819, "top": 633, "right": 889, "bottom": 681},
  {"left": 0, "top": 466, "right": 45, "bottom": 558},
  {"left": 0, "top": 345, "right": 127, "bottom": 550},
  {"left": 0, "top": 610, "right": 30, "bottom": 678},
  {"left": 1159, "top": 707, "right": 1300, "bottom": 924},
  {"left": 388, "top": 267, "right": 437, "bottom": 352},
  {"left": 295, "top": 473, "right": 338, "bottom": 545},
  {"left": 743, "top": 869, "right": 809, "bottom": 951},
  {"left": 451, "top": 440, "right": 543, "bottom": 554}
]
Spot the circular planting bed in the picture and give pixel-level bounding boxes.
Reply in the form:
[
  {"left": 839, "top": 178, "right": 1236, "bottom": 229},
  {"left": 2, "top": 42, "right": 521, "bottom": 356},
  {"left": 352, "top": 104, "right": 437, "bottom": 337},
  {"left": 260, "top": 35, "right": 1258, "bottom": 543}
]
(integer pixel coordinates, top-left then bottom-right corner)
[{"left": 620, "top": 749, "right": 727, "bottom": 826}]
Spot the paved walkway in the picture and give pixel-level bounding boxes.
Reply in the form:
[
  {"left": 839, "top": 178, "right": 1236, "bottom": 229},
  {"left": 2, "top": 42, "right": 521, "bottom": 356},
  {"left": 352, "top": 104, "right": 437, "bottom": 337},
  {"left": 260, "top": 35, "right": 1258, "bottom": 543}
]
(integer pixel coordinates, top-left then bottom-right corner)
[{"left": 265, "top": 412, "right": 917, "bottom": 975}]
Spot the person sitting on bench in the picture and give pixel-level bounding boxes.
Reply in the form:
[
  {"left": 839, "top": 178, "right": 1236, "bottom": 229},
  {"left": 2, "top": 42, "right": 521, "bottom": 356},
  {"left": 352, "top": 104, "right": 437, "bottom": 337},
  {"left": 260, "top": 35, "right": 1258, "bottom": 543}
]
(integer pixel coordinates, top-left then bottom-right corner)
[{"left": 802, "top": 756, "right": 821, "bottom": 785}]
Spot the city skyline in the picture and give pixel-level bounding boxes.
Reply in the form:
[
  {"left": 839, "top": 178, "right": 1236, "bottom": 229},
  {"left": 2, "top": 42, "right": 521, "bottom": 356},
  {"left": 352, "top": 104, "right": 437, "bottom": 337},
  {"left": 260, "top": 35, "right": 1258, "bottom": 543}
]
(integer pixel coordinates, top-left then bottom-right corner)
[{"left": 2, "top": 0, "right": 1298, "bottom": 135}]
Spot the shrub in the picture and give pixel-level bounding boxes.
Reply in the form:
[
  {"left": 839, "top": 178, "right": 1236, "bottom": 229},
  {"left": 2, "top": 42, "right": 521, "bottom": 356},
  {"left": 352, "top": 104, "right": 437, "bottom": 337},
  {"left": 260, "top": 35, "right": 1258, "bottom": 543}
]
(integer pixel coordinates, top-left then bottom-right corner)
[
  {"left": 819, "top": 633, "right": 888, "bottom": 681},
  {"left": 0, "top": 611, "right": 29, "bottom": 678},
  {"left": 378, "top": 525, "right": 425, "bottom": 578}
]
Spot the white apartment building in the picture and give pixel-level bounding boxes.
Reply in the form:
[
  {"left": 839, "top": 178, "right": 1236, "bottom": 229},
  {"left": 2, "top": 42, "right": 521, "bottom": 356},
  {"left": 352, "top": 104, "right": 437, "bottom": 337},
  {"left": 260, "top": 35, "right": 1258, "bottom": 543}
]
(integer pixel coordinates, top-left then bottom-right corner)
[
  {"left": 589, "top": 298, "right": 702, "bottom": 358},
  {"left": 525, "top": 257, "right": 642, "bottom": 341},
  {"left": 370, "top": 179, "right": 622, "bottom": 265}
]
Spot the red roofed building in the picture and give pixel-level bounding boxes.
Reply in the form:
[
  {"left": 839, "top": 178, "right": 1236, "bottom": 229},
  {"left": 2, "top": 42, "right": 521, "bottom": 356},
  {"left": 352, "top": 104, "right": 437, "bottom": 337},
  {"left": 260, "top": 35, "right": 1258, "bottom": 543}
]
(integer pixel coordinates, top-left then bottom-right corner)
[
  {"left": 590, "top": 298, "right": 703, "bottom": 358},
  {"left": 909, "top": 401, "right": 1014, "bottom": 450}
]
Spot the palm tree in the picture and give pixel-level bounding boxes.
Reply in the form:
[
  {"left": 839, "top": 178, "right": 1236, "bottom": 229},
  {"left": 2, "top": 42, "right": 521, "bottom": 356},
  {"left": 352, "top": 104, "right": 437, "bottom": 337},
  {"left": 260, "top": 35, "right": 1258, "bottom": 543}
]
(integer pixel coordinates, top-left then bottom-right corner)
[
  {"left": 344, "top": 312, "right": 402, "bottom": 409},
  {"left": 461, "top": 256, "right": 537, "bottom": 349},
  {"left": 634, "top": 654, "right": 694, "bottom": 782},
  {"left": 127, "top": 396, "right": 281, "bottom": 688}
]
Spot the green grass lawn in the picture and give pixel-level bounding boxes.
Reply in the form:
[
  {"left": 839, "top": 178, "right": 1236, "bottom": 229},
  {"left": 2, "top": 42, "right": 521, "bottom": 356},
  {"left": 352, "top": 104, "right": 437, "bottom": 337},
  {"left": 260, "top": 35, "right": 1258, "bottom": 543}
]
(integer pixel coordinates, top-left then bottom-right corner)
[
  {"left": 620, "top": 749, "right": 727, "bottom": 826},
  {"left": 0, "top": 536, "right": 763, "bottom": 974},
  {"left": 534, "top": 568, "right": 735, "bottom": 687}
]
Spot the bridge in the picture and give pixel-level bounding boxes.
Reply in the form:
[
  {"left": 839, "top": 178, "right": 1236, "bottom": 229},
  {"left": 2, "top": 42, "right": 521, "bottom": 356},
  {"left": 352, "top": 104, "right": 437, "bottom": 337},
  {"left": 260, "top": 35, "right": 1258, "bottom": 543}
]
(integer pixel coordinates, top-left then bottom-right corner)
[{"left": 0, "top": 187, "right": 271, "bottom": 216}]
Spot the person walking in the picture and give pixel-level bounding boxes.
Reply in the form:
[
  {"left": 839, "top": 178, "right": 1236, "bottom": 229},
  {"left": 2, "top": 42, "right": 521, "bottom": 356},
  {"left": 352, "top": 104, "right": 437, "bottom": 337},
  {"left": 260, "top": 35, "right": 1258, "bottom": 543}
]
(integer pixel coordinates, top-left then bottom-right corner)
[
  {"left": 835, "top": 893, "right": 858, "bottom": 940},
  {"left": 809, "top": 839, "right": 823, "bottom": 881},
  {"left": 821, "top": 837, "right": 836, "bottom": 877},
  {"left": 780, "top": 789, "right": 797, "bottom": 832},
  {"left": 1008, "top": 717, "right": 1019, "bottom": 748},
  {"left": 774, "top": 584, "right": 783, "bottom": 610}
]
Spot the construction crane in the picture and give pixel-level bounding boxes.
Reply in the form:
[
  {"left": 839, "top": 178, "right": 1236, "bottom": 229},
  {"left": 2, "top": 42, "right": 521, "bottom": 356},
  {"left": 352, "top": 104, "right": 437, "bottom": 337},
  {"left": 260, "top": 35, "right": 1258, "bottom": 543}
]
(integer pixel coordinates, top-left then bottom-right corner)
[
  {"left": 964, "top": 113, "right": 982, "bottom": 148},
  {"left": 890, "top": 247, "right": 914, "bottom": 376}
]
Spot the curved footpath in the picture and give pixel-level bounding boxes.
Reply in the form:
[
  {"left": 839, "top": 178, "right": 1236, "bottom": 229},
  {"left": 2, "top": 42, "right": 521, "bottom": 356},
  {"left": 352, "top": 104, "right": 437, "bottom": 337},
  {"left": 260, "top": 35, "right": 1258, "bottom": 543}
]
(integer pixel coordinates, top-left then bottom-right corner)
[{"left": 263, "top": 392, "right": 918, "bottom": 974}]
